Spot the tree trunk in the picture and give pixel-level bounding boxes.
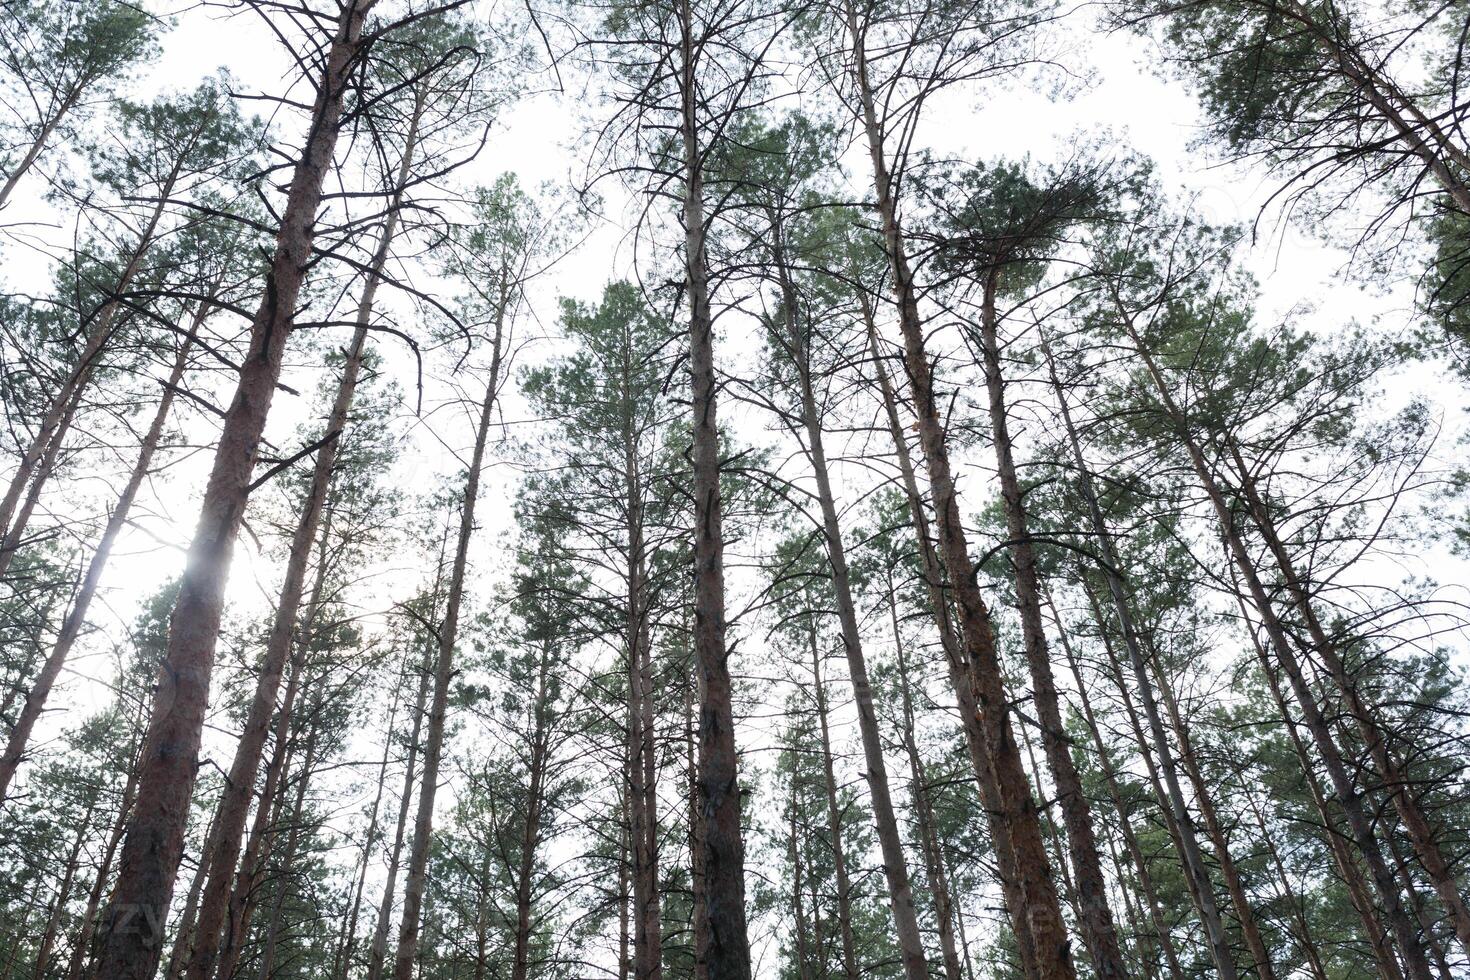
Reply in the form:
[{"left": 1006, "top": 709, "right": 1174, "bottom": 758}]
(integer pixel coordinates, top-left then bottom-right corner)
[
  {"left": 333, "top": 686, "right": 403, "bottom": 980},
  {"left": 0, "top": 182, "right": 174, "bottom": 583},
  {"left": 862, "top": 305, "right": 1041, "bottom": 979},
  {"left": 252, "top": 712, "right": 321, "bottom": 980},
  {"left": 845, "top": 8, "right": 1074, "bottom": 967},
  {"left": 777, "top": 247, "right": 929, "bottom": 980},
  {"left": 1040, "top": 334, "right": 1239, "bottom": 980},
  {"left": 685, "top": 650, "right": 709, "bottom": 980},
  {"left": 808, "top": 622, "right": 861, "bottom": 980},
  {"left": 33, "top": 796, "right": 95, "bottom": 980},
  {"left": 66, "top": 751, "right": 140, "bottom": 980},
  {"left": 93, "top": 6, "right": 376, "bottom": 975},
  {"left": 675, "top": 3, "right": 751, "bottom": 975},
  {"left": 390, "top": 304, "right": 506, "bottom": 980},
  {"left": 1225, "top": 438, "right": 1470, "bottom": 958},
  {"left": 0, "top": 302, "right": 205, "bottom": 805},
  {"left": 365, "top": 651, "right": 432, "bottom": 980},
  {"left": 1149, "top": 651, "right": 1275, "bottom": 980},
  {"left": 185, "top": 89, "right": 420, "bottom": 980},
  {"left": 974, "top": 276, "right": 1127, "bottom": 980},
  {"left": 624, "top": 357, "right": 662, "bottom": 980},
  {"left": 887, "top": 580, "right": 965, "bottom": 980},
  {"left": 788, "top": 772, "right": 813, "bottom": 980},
  {"left": 510, "top": 643, "right": 554, "bottom": 980},
  {"left": 0, "top": 85, "right": 79, "bottom": 208},
  {"left": 1244, "top": 606, "right": 1405, "bottom": 980},
  {"left": 1049, "top": 600, "right": 1187, "bottom": 980}
]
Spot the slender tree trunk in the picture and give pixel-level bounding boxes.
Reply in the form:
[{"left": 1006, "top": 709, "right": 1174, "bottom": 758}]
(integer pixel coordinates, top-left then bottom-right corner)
[
  {"left": 887, "top": 581, "right": 964, "bottom": 980},
  {"left": 974, "top": 277, "right": 1127, "bottom": 980},
  {"left": 861, "top": 307, "right": 1041, "bottom": 979},
  {"left": 1122, "top": 322, "right": 1434, "bottom": 980},
  {"left": 253, "top": 714, "right": 321, "bottom": 980},
  {"left": 0, "top": 86, "right": 79, "bottom": 209},
  {"left": 675, "top": 3, "right": 751, "bottom": 975},
  {"left": 808, "top": 623, "right": 861, "bottom": 980},
  {"left": 93, "top": 7, "right": 376, "bottom": 975},
  {"left": 0, "top": 302, "right": 206, "bottom": 804},
  {"left": 212, "top": 626, "right": 314, "bottom": 980},
  {"left": 1049, "top": 600, "right": 1187, "bottom": 980},
  {"left": 365, "top": 652, "right": 432, "bottom": 980},
  {"left": 66, "top": 753, "right": 140, "bottom": 980},
  {"left": 1150, "top": 652, "right": 1275, "bottom": 980},
  {"left": 777, "top": 254, "right": 928, "bottom": 980},
  {"left": 845, "top": 9, "right": 1074, "bottom": 967},
  {"left": 1241, "top": 780, "right": 1329, "bottom": 980},
  {"left": 624, "top": 369, "right": 662, "bottom": 980},
  {"left": 163, "top": 805, "right": 223, "bottom": 980},
  {"left": 33, "top": 797, "right": 95, "bottom": 980},
  {"left": 788, "top": 773, "right": 813, "bottom": 980},
  {"left": 1244, "top": 609, "right": 1404, "bottom": 980},
  {"left": 510, "top": 645, "right": 554, "bottom": 980},
  {"left": 390, "top": 305, "right": 506, "bottom": 980},
  {"left": 334, "top": 687, "right": 403, "bottom": 980},
  {"left": 685, "top": 650, "right": 709, "bottom": 980}
]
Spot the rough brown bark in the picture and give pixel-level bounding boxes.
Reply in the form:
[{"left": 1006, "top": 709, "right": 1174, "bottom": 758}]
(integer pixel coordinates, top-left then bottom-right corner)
[
  {"left": 974, "top": 279, "right": 1128, "bottom": 980},
  {"left": 183, "top": 151, "right": 406, "bottom": 980},
  {"left": 862, "top": 308, "right": 1041, "bottom": 978},
  {"left": 846, "top": 12, "right": 1075, "bottom": 970},
  {"left": 676, "top": 1, "right": 752, "bottom": 974},
  {"left": 775, "top": 245, "right": 929, "bottom": 980},
  {"left": 91, "top": 6, "right": 376, "bottom": 976},
  {"left": 0, "top": 302, "right": 204, "bottom": 804}
]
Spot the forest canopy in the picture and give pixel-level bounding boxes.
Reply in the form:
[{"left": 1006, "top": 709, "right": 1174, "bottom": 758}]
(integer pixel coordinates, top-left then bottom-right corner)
[{"left": 0, "top": 1, "right": 1468, "bottom": 979}]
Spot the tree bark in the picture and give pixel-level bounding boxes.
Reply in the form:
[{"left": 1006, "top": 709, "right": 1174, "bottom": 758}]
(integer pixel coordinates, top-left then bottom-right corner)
[
  {"left": 862, "top": 305, "right": 1041, "bottom": 978},
  {"left": 974, "top": 277, "right": 1128, "bottom": 980},
  {"left": 675, "top": 2, "right": 752, "bottom": 975},
  {"left": 1049, "top": 601, "right": 1187, "bottom": 980},
  {"left": 183, "top": 128, "right": 410, "bottom": 980},
  {"left": 845, "top": 8, "right": 1075, "bottom": 968},
  {"left": 365, "top": 651, "right": 432, "bottom": 980},
  {"left": 776, "top": 242, "right": 929, "bottom": 980},
  {"left": 92, "top": 6, "right": 376, "bottom": 975},
  {"left": 808, "top": 622, "right": 861, "bottom": 980},
  {"left": 887, "top": 580, "right": 965, "bottom": 980},
  {"left": 1224, "top": 437, "right": 1470, "bottom": 958}
]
